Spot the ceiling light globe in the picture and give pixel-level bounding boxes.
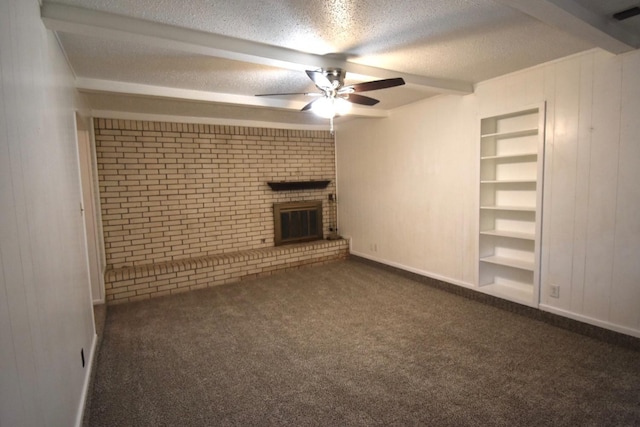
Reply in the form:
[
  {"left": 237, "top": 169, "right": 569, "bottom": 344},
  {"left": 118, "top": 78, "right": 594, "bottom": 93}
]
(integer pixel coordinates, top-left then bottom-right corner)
[
  {"left": 311, "top": 97, "right": 336, "bottom": 119},
  {"left": 311, "top": 97, "right": 352, "bottom": 119}
]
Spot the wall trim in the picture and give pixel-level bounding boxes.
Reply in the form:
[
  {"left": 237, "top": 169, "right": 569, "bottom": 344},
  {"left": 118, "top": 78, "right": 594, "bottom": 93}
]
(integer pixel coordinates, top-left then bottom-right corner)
[
  {"left": 349, "top": 254, "right": 640, "bottom": 350},
  {"left": 75, "top": 332, "right": 97, "bottom": 427},
  {"left": 540, "top": 304, "right": 640, "bottom": 339},
  {"left": 349, "top": 249, "right": 476, "bottom": 290},
  {"left": 91, "top": 110, "right": 333, "bottom": 131}
]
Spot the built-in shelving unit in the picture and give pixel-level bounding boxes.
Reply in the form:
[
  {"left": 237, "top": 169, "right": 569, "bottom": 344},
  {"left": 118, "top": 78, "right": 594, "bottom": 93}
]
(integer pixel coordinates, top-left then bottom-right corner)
[{"left": 478, "top": 104, "right": 545, "bottom": 307}]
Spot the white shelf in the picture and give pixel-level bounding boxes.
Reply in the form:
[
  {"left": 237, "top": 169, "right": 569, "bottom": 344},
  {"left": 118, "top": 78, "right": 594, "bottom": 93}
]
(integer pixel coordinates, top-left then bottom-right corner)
[
  {"left": 479, "top": 104, "right": 544, "bottom": 308},
  {"left": 481, "top": 153, "right": 537, "bottom": 161},
  {"left": 479, "top": 281, "right": 534, "bottom": 306},
  {"left": 480, "top": 255, "right": 534, "bottom": 271},
  {"left": 480, "top": 179, "right": 537, "bottom": 184},
  {"left": 481, "top": 128, "right": 538, "bottom": 139},
  {"left": 480, "top": 205, "right": 536, "bottom": 212},
  {"left": 480, "top": 230, "right": 535, "bottom": 240}
]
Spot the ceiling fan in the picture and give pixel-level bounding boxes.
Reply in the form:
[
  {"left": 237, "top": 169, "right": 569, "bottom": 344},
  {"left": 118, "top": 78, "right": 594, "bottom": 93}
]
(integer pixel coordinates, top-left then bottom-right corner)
[{"left": 256, "top": 68, "right": 405, "bottom": 131}]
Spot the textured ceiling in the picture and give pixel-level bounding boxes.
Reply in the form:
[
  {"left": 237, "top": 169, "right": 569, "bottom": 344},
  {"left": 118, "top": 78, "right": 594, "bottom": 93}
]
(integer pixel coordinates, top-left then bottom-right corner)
[{"left": 42, "top": 0, "right": 640, "bottom": 128}]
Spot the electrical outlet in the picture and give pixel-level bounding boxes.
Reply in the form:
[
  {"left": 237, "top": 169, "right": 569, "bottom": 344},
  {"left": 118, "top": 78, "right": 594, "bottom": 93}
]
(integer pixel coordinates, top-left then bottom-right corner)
[{"left": 550, "top": 285, "right": 560, "bottom": 298}]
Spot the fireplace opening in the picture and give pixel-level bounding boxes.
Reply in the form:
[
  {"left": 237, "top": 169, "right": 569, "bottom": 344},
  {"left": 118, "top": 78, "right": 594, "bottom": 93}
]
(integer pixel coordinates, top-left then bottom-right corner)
[{"left": 274, "top": 201, "right": 323, "bottom": 246}]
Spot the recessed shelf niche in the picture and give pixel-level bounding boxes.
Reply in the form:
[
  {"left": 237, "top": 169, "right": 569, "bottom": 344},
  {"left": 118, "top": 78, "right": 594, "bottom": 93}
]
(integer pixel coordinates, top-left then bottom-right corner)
[{"left": 478, "top": 104, "right": 545, "bottom": 307}]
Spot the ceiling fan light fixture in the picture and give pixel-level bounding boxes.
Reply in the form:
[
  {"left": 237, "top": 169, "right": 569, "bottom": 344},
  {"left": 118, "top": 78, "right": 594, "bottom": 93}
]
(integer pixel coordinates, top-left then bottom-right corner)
[
  {"left": 256, "top": 67, "right": 404, "bottom": 127},
  {"left": 311, "top": 97, "right": 352, "bottom": 118}
]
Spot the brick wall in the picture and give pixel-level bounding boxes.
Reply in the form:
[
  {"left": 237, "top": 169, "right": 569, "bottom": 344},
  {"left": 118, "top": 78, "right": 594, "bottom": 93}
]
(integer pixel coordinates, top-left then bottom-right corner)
[{"left": 94, "top": 119, "right": 337, "bottom": 269}]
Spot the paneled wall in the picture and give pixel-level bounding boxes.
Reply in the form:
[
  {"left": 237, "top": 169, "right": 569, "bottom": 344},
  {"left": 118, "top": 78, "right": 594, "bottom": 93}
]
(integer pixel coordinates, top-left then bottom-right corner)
[
  {"left": 337, "top": 49, "right": 640, "bottom": 337},
  {"left": 336, "top": 96, "right": 478, "bottom": 287},
  {"left": 0, "top": 0, "right": 95, "bottom": 425},
  {"left": 94, "top": 120, "right": 336, "bottom": 269}
]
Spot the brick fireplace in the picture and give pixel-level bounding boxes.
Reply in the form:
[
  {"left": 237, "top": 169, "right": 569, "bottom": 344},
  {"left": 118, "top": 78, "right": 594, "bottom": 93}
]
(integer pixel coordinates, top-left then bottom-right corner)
[{"left": 94, "top": 119, "right": 348, "bottom": 303}]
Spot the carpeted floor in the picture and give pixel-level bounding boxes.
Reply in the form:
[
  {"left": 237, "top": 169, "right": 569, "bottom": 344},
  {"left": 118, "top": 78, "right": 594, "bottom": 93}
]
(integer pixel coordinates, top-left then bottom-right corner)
[{"left": 88, "top": 259, "right": 640, "bottom": 426}]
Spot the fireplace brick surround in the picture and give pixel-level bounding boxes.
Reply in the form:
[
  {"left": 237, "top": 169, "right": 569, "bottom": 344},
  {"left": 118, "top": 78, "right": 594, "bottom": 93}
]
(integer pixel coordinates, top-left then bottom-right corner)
[{"left": 94, "top": 119, "right": 347, "bottom": 303}]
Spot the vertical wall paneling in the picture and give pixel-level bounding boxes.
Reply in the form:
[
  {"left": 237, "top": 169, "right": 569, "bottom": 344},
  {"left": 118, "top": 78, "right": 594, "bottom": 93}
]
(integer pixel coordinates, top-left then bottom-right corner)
[
  {"left": 0, "top": 62, "right": 38, "bottom": 427},
  {"left": 338, "top": 96, "right": 478, "bottom": 289},
  {"left": 337, "top": 48, "right": 640, "bottom": 337},
  {"left": 0, "top": 262, "right": 23, "bottom": 426},
  {"left": 582, "top": 51, "right": 622, "bottom": 320},
  {"left": 0, "top": 2, "right": 42, "bottom": 424},
  {"left": 544, "top": 58, "right": 581, "bottom": 308},
  {"left": 539, "top": 63, "right": 555, "bottom": 307},
  {"left": 609, "top": 52, "right": 640, "bottom": 329},
  {"left": 569, "top": 54, "right": 595, "bottom": 314},
  {"left": 0, "top": 0, "right": 96, "bottom": 425},
  {"left": 461, "top": 96, "right": 480, "bottom": 285}
]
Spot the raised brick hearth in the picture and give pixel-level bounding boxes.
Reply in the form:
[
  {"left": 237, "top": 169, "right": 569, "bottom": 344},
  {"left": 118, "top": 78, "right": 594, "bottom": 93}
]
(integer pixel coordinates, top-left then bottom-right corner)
[{"left": 104, "top": 239, "right": 349, "bottom": 304}]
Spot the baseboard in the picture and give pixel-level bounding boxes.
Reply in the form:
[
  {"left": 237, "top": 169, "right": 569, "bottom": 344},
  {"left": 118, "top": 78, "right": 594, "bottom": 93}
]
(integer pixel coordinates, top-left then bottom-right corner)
[
  {"left": 75, "top": 332, "right": 98, "bottom": 427},
  {"left": 349, "top": 250, "right": 476, "bottom": 290},
  {"left": 349, "top": 255, "right": 640, "bottom": 351},
  {"left": 540, "top": 304, "right": 640, "bottom": 339}
]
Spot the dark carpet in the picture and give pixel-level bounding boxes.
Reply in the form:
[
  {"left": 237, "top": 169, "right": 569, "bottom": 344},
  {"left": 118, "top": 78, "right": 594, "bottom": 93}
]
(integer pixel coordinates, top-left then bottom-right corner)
[{"left": 89, "top": 260, "right": 640, "bottom": 426}]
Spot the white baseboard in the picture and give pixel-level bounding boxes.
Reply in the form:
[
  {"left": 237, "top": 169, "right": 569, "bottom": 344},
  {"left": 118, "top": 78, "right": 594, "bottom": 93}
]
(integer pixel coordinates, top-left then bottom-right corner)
[
  {"left": 349, "top": 249, "right": 476, "bottom": 290},
  {"left": 75, "top": 332, "right": 98, "bottom": 427},
  {"left": 539, "top": 304, "right": 640, "bottom": 339},
  {"left": 348, "top": 244, "right": 640, "bottom": 340}
]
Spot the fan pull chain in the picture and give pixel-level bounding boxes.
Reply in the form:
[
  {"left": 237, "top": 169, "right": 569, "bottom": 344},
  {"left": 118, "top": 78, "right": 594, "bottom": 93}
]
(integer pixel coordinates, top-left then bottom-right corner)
[{"left": 330, "top": 116, "right": 335, "bottom": 135}]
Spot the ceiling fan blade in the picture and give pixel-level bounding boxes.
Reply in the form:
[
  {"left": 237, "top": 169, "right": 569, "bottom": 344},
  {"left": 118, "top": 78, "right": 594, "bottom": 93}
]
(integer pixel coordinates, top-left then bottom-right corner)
[
  {"left": 348, "top": 77, "right": 405, "bottom": 93},
  {"left": 301, "top": 99, "right": 319, "bottom": 112},
  {"left": 306, "top": 70, "right": 333, "bottom": 90},
  {"left": 256, "top": 92, "right": 320, "bottom": 97},
  {"left": 346, "top": 94, "right": 380, "bottom": 106}
]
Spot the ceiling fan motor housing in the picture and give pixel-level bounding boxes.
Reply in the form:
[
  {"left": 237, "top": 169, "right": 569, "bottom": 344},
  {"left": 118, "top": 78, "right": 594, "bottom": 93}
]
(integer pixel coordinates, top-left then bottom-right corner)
[{"left": 323, "top": 68, "right": 346, "bottom": 89}]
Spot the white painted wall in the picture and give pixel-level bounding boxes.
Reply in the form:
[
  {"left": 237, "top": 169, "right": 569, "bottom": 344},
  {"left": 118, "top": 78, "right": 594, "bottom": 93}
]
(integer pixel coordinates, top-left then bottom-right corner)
[
  {"left": 0, "top": 1, "right": 96, "bottom": 425},
  {"left": 336, "top": 96, "right": 479, "bottom": 288},
  {"left": 337, "top": 48, "right": 640, "bottom": 338}
]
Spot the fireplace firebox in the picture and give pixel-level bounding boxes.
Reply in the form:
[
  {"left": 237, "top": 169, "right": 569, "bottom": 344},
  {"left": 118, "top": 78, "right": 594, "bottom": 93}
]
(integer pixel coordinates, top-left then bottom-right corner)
[{"left": 273, "top": 201, "right": 323, "bottom": 246}]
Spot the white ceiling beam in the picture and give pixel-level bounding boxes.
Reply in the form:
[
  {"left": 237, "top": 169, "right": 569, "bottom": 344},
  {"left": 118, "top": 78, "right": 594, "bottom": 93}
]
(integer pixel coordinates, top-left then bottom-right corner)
[
  {"left": 497, "top": 0, "right": 639, "bottom": 54},
  {"left": 75, "top": 78, "right": 390, "bottom": 118},
  {"left": 90, "top": 110, "right": 332, "bottom": 131},
  {"left": 41, "top": 3, "right": 473, "bottom": 95}
]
